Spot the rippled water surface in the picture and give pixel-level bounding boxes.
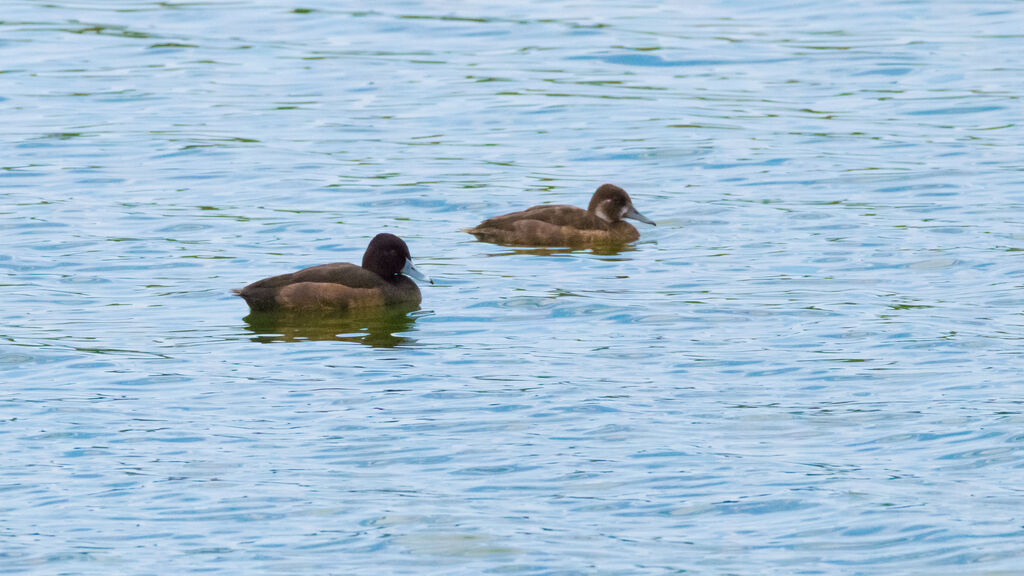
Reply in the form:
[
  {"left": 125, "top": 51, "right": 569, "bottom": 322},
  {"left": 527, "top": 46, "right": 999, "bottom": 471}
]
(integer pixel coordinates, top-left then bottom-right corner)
[{"left": 3, "top": 0, "right": 1024, "bottom": 573}]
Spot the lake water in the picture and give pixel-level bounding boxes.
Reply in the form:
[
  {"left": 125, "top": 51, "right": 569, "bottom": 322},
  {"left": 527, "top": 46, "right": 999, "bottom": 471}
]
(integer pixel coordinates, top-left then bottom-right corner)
[{"left": 3, "top": 0, "right": 1023, "bottom": 573}]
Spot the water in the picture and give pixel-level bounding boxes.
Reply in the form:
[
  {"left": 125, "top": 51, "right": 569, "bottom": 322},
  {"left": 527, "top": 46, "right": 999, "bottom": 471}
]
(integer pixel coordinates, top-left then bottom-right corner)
[{"left": 3, "top": 0, "right": 1023, "bottom": 573}]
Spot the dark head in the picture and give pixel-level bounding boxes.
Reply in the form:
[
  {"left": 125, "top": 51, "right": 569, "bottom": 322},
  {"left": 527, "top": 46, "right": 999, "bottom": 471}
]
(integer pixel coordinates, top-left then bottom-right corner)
[
  {"left": 586, "top": 184, "right": 656, "bottom": 226},
  {"left": 362, "top": 233, "right": 432, "bottom": 284}
]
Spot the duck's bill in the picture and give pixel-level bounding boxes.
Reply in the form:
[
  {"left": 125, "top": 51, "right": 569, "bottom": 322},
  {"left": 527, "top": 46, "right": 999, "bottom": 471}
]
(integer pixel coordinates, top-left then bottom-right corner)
[
  {"left": 624, "top": 205, "right": 656, "bottom": 226},
  {"left": 402, "top": 258, "right": 433, "bottom": 284}
]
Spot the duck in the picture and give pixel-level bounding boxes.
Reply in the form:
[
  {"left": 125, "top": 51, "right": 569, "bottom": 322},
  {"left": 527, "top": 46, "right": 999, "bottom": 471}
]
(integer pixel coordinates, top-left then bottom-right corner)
[
  {"left": 464, "top": 183, "right": 655, "bottom": 247},
  {"left": 234, "top": 233, "right": 431, "bottom": 312}
]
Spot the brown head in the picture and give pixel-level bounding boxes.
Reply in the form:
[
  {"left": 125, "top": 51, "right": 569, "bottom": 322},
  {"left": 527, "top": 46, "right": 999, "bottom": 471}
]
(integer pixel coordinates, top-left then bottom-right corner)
[{"left": 586, "top": 184, "right": 656, "bottom": 226}]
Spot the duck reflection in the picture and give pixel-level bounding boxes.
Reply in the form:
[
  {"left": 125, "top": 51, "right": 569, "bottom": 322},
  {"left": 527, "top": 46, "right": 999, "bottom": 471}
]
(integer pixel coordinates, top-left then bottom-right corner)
[
  {"left": 242, "top": 306, "right": 419, "bottom": 347},
  {"left": 481, "top": 243, "right": 638, "bottom": 258}
]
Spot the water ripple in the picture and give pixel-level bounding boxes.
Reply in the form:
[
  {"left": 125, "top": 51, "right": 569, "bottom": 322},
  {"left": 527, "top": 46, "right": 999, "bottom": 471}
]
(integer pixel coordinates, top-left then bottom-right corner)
[{"left": 2, "top": 0, "right": 1023, "bottom": 574}]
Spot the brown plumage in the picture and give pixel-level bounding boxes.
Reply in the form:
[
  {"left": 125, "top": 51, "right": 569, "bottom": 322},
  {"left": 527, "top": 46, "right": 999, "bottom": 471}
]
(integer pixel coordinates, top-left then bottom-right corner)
[
  {"left": 464, "top": 183, "right": 655, "bottom": 247},
  {"left": 233, "top": 233, "right": 430, "bottom": 313}
]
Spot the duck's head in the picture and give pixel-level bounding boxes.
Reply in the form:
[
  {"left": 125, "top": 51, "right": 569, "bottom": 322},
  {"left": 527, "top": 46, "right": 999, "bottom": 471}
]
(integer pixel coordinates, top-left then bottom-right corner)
[
  {"left": 587, "top": 183, "right": 655, "bottom": 226},
  {"left": 363, "top": 233, "right": 432, "bottom": 284}
]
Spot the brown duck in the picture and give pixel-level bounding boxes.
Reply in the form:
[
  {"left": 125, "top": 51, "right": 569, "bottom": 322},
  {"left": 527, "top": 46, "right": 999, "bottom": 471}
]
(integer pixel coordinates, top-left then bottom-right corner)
[
  {"left": 464, "top": 183, "right": 655, "bottom": 247},
  {"left": 234, "top": 233, "right": 431, "bottom": 312}
]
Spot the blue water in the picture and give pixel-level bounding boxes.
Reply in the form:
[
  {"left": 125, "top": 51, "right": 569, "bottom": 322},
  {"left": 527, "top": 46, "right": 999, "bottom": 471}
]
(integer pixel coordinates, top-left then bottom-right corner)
[{"left": 3, "top": 1, "right": 1024, "bottom": 573}]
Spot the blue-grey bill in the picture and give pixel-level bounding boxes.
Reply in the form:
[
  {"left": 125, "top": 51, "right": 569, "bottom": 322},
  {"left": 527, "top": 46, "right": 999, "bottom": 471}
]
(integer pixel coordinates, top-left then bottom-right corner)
[
  {"left": 624, "top": 204, "right": 656, "bottom": 226},
  {"left": 402, "top": 258, "right": 433, "bottom": 284}
]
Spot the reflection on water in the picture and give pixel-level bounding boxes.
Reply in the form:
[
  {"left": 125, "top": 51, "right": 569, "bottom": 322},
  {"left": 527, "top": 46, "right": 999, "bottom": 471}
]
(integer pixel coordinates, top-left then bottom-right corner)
[
  {"left": 479, "top": 243, "right": 639, "bottom": 258},
  {"left": 242, "top": 306, "right": 419, "bottom": 347}
]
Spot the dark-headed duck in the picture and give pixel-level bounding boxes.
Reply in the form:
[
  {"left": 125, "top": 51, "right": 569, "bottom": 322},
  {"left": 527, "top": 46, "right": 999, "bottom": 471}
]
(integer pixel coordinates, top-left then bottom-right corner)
[
  {"left": 234, "top": 233, "right": 431, "bottom": 312},
  {"left": 464, "top": 183, "right": 655, "bottom": 247}
]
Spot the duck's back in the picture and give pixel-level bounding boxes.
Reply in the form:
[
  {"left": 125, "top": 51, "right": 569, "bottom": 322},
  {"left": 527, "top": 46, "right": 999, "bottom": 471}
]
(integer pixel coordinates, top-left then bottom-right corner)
[
  {"left": 468, "top": 204, "right": 637, "bottom": 246},
  {"left": 476, "top": 204, "right": 593, "bottom": 229},
  {"left": 243, "top": 263, "right": 382, "bottom": 291},
  {"left": 236, "top": 263, "right": 419, "bottom": 312}
]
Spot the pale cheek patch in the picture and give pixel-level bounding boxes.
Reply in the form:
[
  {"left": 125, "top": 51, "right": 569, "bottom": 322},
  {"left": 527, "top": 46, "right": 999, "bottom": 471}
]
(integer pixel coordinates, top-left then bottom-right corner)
[{"left": 596, "top": 201, "right": 628, "bottom": 223}]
